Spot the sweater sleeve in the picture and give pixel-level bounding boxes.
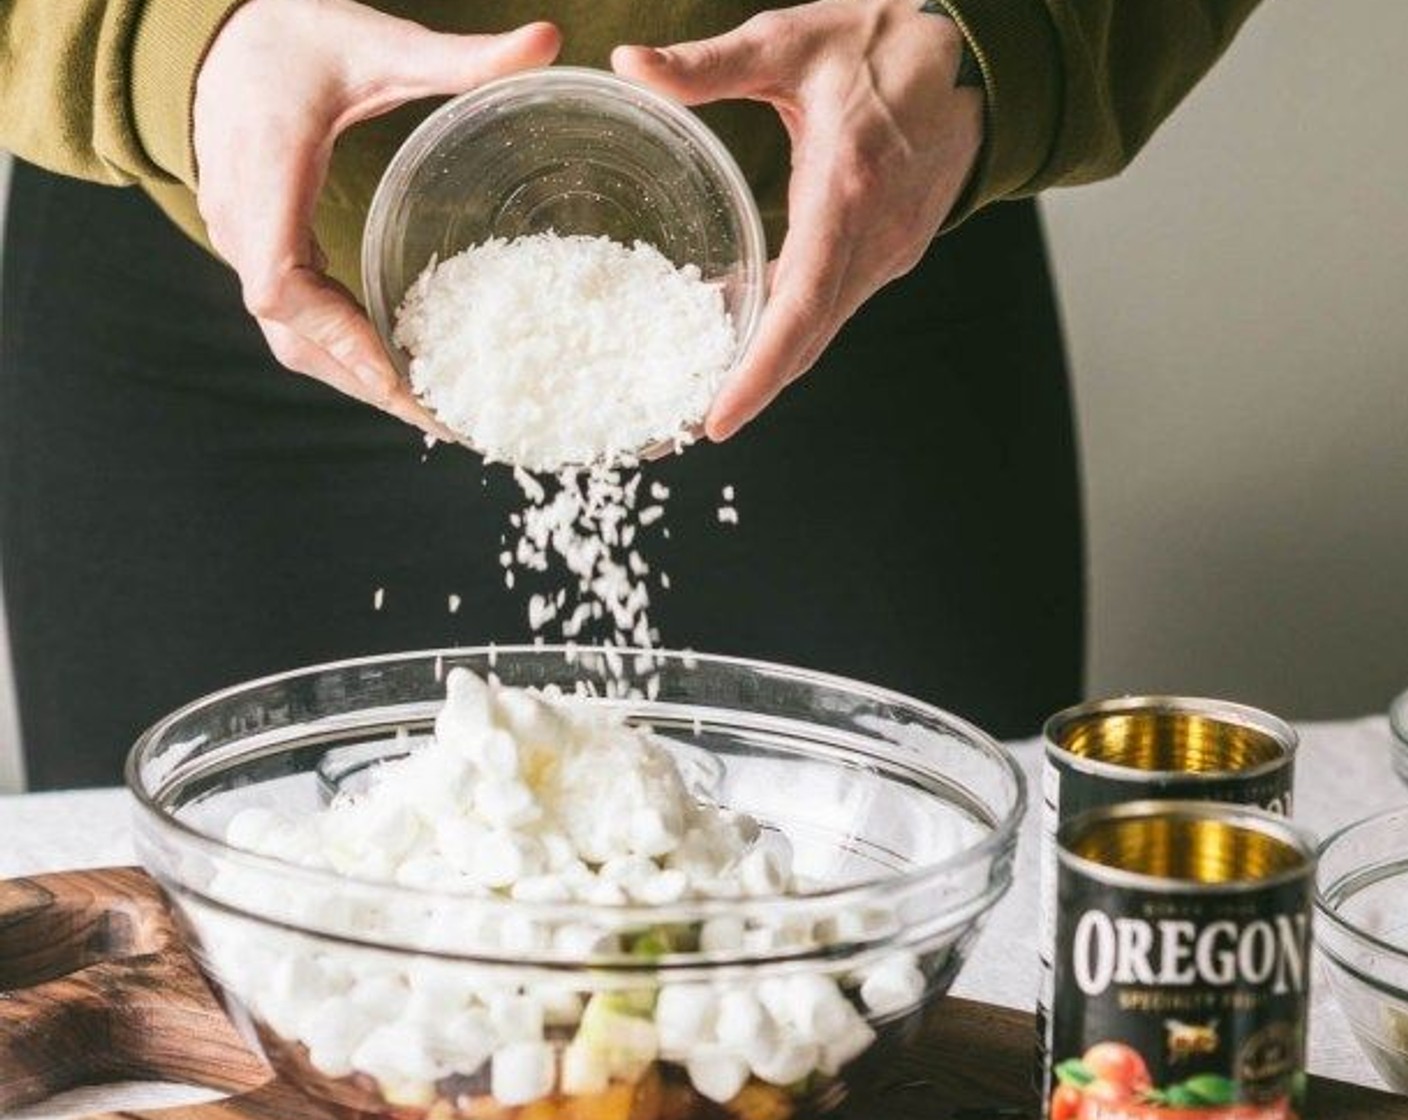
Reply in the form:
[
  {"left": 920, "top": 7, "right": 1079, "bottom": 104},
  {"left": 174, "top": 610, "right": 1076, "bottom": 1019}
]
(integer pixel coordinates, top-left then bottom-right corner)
[
  {"left": 0, "top": 0, "right": 246, "bottom": 187},
  {"left": 935, "top": 0, "right": 1264, "bottom": 222}
]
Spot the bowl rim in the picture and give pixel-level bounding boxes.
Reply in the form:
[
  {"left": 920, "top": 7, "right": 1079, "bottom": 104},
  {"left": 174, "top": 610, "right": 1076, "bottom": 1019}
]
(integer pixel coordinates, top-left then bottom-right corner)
[
  {"left": 1314, "top": 802, "right": 1408, "bottom": 965},
  {"left": 1391, "top": 687, "right": 1408, "bottom": 746},
  {"left": 126, "top": 644, "right": 1027, "bottom": 931},
  {"left": 360, "top": 64, "right": 769, "bottom": 389}
]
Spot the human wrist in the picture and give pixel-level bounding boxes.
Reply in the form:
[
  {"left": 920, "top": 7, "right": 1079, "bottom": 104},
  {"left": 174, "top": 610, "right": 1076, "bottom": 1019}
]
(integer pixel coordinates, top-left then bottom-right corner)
[{"left": 921, "top": 0, "right": 1062, "bottom": 225}]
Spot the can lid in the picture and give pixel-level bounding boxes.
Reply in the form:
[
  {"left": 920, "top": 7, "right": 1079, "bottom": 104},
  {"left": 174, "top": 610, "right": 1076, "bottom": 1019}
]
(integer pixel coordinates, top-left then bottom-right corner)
[
  {"left": 1043, "top": 696, "right": 1298, "bottom": 783},
  {"left": 1057, "top": 799, "right": 1318, "bottom": 894}
]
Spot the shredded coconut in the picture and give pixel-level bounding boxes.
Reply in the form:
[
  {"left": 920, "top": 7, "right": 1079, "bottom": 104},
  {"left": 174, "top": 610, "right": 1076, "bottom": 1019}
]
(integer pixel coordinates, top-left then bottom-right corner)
[
  {"left": 392, "top": 231, "right": 749, "bottom": 674},
  {"left": 394, "top": 233, "right": 735, "bottom": 472}
]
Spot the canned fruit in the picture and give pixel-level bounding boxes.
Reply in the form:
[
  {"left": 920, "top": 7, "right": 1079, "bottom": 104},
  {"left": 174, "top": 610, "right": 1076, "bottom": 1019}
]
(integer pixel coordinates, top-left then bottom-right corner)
[
  {"left": 1043, "top": 804, "right": 1315, "bottom": 1120},
  {"left": 1037, "top": 699, "right": 1298, "bottom": 1097}
]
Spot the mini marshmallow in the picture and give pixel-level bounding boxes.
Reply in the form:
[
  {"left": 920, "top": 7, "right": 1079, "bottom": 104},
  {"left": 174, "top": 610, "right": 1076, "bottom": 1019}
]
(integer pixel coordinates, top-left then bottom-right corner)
[
  {"left": 699, "top": 915, "right": 746, "bottom": 953},
  {"left": 695, "top": 876, "right": 745, "bottom": 900},
  {"left": 654, "top": 984, "right": 718, "bottom": 1053},
  {"left": 714, "top": 989, "right": 771, "bottom": 1050},
  {"left": 488, "top": 992, "right": 545, "bottom": 1044},
  {"left": 743, "top": 925, "right": 782, "bottom": 954},
  {"left": 580, "top": 878, "right": 629, "bottom": 906},
  {"left": 560, "top": 1041, "right": 611, "bottom": 1096},
  {"left": 434, "top": 1008, "right": 495, "bottom": 1076},
  {"left": 539, "top": 831, "right": 577, "bottom": 870},
  {"left": 511, "top": 874, "right": 573, "bottom": 903},
  {"left": 348, "top": 973, "right": 411, "bottom": 1019},
  {"left": 686, "top": 1046, "right": 751, "bottom": 1104},
  {"left": 599, "top": 855, "right": 658, "bottom": 887},
  {"left": 629, "top": 868, "right": 690, "bottom": 906},
  {"left": 403, "top": 959, "right": 479, "bottom": 1021},
  {"left": 751, "top": 1039, "right": 820, "bottom": 1087},
  {"left": 783, "top": 974, "right": 854, "bottom": 1043},
  {"left": 300, "top": 997, "right": 375, "bottom": 1078},
  {"left": 469, "top": 829, "right": 531, "bottom": 889},
  {"left": 350, "top": 1020, "right": 441, "bottom": 1084},
  {"left": 553, "top": 922, "right": 618, "bottom": 958},
  {"left": 860, "top": 953, "right": 926, "bottom": 1016},
  {"left": 819, "top": 1019, "right": 877, "bottom": 1076},
  {"left": 818, "top": 906, "right": 900, "bottom": 945},
  {"left": 491, "top": 1041, "right": 556, "bottom": 1106},
  {"left": 474, "top": 778, "right": 540, "bottom": 829},
  {"left": 538, "top": 986, "right": 585, "bottom": 1027}
]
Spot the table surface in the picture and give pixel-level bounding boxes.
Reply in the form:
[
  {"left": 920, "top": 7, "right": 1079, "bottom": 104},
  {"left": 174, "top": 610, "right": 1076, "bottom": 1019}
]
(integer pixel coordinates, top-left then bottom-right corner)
[{"left": 2, "top": 716, "right": 1402, "bottom": 1117}]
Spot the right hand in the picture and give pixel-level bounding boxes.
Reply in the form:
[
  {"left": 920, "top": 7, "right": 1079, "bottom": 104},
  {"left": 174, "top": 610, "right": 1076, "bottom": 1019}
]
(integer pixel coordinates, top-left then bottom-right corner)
[{"left": 194, "top": 0, "right": 560, "bottom": 437}]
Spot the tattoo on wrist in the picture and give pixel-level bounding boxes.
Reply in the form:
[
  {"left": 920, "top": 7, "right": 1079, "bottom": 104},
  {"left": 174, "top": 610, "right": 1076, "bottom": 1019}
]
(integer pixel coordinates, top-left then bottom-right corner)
[{"left": 918, "top": 1, "right": 984, "bottom": 89}]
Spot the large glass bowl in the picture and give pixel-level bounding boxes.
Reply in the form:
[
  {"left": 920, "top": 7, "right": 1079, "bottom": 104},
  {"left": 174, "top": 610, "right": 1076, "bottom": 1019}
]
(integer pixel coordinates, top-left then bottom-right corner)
[
  {"left": 1315, "top": 805, "right": 1408, "bottom": 1091},
  {"left": 128, "top": 647, "right": 1025, "bottom": 1119},
  {"left": 361, "top": 67, "right": 767, "bottom": 393},
  {"left": 1391, "top": 688, "right": 1408, "bottom": 786}
]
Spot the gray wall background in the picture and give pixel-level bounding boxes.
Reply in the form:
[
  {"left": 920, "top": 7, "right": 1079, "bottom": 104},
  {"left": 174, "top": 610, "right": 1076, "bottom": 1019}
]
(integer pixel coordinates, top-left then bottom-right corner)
[
  {"left": 1041, "top": 0, "right": 1408, "bottom": 718},
  {"left": 1, "top": 0, "right": 1406, "bottom": 788}
]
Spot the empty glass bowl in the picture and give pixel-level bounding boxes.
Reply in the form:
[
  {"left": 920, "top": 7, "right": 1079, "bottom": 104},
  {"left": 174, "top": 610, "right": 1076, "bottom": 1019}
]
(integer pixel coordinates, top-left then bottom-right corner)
[
  {"left": 361, "top": 67, "right": 767, "bottom": 389},
  {"left": 1315, "top": 805, "right": 1408, "bottom": 1091},
  {"left": 128, "top": 647, "right": 1024, "bottom": 1119}
]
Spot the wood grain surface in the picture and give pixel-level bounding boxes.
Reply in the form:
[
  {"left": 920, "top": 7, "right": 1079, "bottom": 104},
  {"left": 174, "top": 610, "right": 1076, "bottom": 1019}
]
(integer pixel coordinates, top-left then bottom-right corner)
[{"left": 1, "top": 867, "right": 1402, "bottom": 1119}]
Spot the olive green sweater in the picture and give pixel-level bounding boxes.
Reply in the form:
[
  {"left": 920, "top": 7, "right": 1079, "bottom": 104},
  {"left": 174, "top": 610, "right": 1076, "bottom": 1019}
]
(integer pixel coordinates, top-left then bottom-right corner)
[{"left": 0, "top": 0, "right": 1261, "bottom": 299}]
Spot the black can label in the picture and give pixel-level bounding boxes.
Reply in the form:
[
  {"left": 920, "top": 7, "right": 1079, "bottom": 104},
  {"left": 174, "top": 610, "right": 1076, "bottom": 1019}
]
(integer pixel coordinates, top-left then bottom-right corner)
[{"left": 1044, "top": 835, "right": 1311, "bottom": 1118}]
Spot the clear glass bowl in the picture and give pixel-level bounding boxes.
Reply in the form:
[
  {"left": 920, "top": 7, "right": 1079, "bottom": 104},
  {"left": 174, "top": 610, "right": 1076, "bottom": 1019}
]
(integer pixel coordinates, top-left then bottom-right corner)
[
  {"left": 127, "top": 647, "right": 1024, "bottom": 1119},
  {"left": 361, "top": 67, "right": 767, "bottom": 390},
  {"left": 1315, "top": 805, "right": 1408, "bottom": 1091},
  {"left": 1391, "top": 688, "right": 1408, "bottom": 786}
]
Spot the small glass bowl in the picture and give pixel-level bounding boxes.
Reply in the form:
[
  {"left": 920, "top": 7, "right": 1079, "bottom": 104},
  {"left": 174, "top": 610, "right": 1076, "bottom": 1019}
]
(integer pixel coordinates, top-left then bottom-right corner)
[
  {"left": 1391, "top": 688, "right": 1408, "bottom": 787},
  {"left": 1315, "top": 805, "right": 1408, "bottom": 1091},
  {"left": 128, "top": 647, "right": 1024, "bottom": 1119},
  {"left": 362, "top": 67, "right": 767, "bottom": 393}
]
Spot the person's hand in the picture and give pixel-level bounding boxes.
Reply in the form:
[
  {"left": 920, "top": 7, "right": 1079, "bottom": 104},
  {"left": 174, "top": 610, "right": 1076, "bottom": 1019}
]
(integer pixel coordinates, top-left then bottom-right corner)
[
  {"left": 194, "top": 0, "right": 560, "bottom": 436},
  {"left": 613, "top": 0, "right": 982, "bottom": 441}
]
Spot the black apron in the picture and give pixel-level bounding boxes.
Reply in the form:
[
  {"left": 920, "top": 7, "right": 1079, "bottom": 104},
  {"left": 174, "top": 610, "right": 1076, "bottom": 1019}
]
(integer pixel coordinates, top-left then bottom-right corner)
[{"left": 0, "top": 161, "right": 1083, "bottom": 789}]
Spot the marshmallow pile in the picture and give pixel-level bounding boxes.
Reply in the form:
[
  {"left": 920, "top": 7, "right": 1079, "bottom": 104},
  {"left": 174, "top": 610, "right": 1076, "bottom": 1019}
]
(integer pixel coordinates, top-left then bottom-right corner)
[{"left": 206, "top": 669, "right": 930, "bottom": 1113}]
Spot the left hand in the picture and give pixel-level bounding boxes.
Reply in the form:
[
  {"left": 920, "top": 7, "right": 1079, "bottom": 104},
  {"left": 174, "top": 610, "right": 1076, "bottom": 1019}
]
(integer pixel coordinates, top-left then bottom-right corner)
[{"left": 613, "top": 0, "right": 983, "bottom": 441}]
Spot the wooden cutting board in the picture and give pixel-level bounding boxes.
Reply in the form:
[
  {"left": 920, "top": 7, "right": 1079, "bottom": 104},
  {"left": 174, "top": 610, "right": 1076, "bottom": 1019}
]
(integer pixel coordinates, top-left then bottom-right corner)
[{"left": 1, "top": 868, "right": 1401, "bottom": 1119}]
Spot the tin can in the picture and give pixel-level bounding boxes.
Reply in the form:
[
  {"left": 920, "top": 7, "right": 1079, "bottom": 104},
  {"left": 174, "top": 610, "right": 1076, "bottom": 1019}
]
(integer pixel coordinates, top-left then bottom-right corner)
[
  {"left": 1043, "top": 801, "right": 1315, "bottom": 1120},
  {"left": 1037, "top": 698, "right": 1298, "bottom": 1088}
]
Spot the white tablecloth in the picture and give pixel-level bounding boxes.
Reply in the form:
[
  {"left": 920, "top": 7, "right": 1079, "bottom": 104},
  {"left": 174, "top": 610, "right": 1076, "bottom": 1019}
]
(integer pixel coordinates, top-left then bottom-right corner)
[{"left": 1, "top": 718, "right": 1400, "bottom": 1116}]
